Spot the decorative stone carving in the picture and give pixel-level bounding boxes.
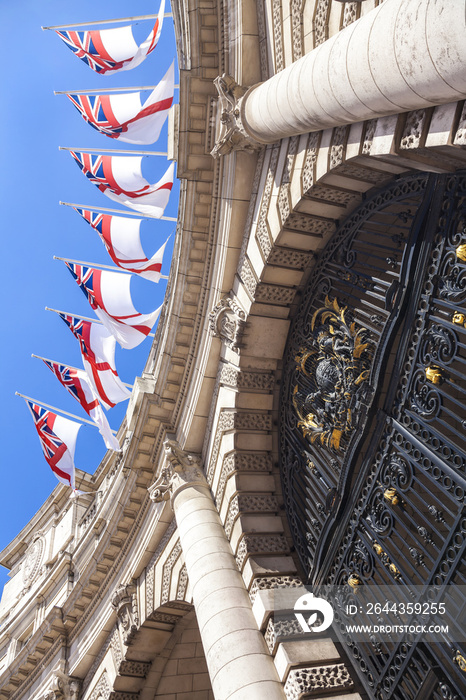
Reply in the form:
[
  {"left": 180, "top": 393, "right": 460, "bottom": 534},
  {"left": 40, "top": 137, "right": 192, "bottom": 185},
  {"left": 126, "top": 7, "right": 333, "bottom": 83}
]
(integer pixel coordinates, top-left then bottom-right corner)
[
  {"left": 265, "top": 614, "right": 303, "bottom": 653},
  {"left": 176, "top": 564, "right": 188, "bottom": 600},
  {"left": 118, "top": 660, "right": 151, "bottom": 678},
  {"left": 362, "top": 118, "right": 377, "bottom": 155},
  {"left": 22, "top": 533, "right": 45, "bottom": 589},
  {"left": 454, "top": 102, "right": 466, "bottom": 146},
  {"left": 291, "top": 0, "right": 304, "bottom": 60},
  {"left": 115, "top": 431, "right": 133, "bottom": 469},
  {"left": 255, "top": 283, "right": 296, "bottom": 305},
  {"left": 208, "top": 294, "right": 246, "bottom": 351},
  {"left": 272, "top": 0, "right": 284, "bottom": 72},
  {"left": 341, "top": 2, "right": 360, "bottom": 28},
  {"left": 223, "top": 497, "right": 240, "bottom": 539},
  {"left": 207, "top": 410, "right": 236, "bottom": 483},
  {"left": 219, "top": 365, "right": 275, "bottom": 391},
  {"left": 79, "top": 492, "right": 104, "bottom": 536},
  {"left": 284, "top": 663, "right": 353, "bottom": 700},
  {"left": 400, "top": 109, "right": 428, "bottom": 150},
  {"left": 236, "top": 534, "right": 289, "bottom": 569},
  {"left": 313, "top": 0, "right": 330, "bottom": 47},
  {"left": 330, "top": 126, "right": 348, "bottom": 169},
  {"left": 161, "top": 541, "right": 182, "bottom": 604},
  {"left": 302, "top": 132, "right": 320, "bottom": 194},
  {"left": 268, "top": 247, "right": 312, "bottom": 269},
  {"left": 148, "top": 440, "right": 204, "bottom": 504},
  {"left": 336, "top": 162, "right": 390, "bottom": 185},
  {"left": 249, "top": 575, "right": 303, "bottom": 603},
  {"left": 307, "top": 184, "right": 358, "bottom": 206},
  {"left": 224, "top": 494, "right": 280, "bottom": 537},
  {"left": 215, "top": 451, "right": 273, "bottom": 506},
  {"left": 69, "top": 679, "right": 82, "bottom": 700},
  {"left": 278, "top": 136, "right": 299, "bottom": 224},
  {"left": 211, "top": 75, "right": 262, "bottom": 158},
  {"left": 111, "top": 584, "right": 139, "bottom": 645},
  {"left": 285, "top": 213, "right": 334, "bottom": 237},
  {"left": 239, "top": 257, "right": 258, "bottom": 297},
  {"left": 145, "top": 519, "right": 177, "bottom": 616},
  {"left": 255, "top": 146, "right": 280, "bottom": 259},
  {"left": 148, "top": 610, "right": 183, "bottom": 625},
  {"left": 235, "top": 413, "right": 272, "bottom": 431},
  {"left": 89, "top": 672, "right": 111, "bottom": 700},
  {"left": 42, "top": 674, "right": 65, "bottom": 700}
]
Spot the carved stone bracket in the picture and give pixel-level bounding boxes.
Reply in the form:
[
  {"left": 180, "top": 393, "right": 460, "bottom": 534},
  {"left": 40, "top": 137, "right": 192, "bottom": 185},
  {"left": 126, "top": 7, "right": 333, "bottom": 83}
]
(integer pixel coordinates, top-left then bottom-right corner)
[
  {"left": 211, "top": 75, "right": 263, "bottom": 158},
  {"left": 42, "top": 673, "right": 81, "bottom": 700},
  {"left": 111, "top": 584, "right": 139, "bottom": 646},
  {"left": 42, "top": 675, "right": 65, "bottom": 700},
  {"left": 148, "top": 440, "right": 206, "bottom": 505},
  {"left": 118, "top": 660, "right": 151, "bottom": 678},
  {"left": 208, "top": 294, "right": 246, "bottom": 351},
  {"left": 283, "top": 663, "right": 353, "bottom": 700}
]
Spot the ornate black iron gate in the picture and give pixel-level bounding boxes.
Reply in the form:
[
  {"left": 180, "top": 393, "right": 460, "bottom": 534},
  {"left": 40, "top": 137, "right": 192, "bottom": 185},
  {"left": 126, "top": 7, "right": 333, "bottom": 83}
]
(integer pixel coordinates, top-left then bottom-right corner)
[{"left": 279, "top": 172, "right": 466, "bottom": 699}]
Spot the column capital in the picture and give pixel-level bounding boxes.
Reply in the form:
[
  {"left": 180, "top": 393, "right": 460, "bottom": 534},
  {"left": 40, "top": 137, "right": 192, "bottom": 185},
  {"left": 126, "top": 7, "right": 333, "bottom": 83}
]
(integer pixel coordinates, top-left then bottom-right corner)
[
  {"left": 211, "top": 74, "right": 263, "bottom": 158},
  {"left": 148, "top": 440, "right": 206, "bottom": 504}
]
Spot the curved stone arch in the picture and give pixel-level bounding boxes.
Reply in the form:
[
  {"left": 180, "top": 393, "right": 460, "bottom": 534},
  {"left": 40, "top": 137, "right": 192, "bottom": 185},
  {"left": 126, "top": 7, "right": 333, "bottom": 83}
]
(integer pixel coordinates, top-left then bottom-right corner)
[
  {"left": 215, "top": 103, "right": 466, "bottom": 591},
  {"left": 143, "top": 604, "right": 213, "bottom": 698}
]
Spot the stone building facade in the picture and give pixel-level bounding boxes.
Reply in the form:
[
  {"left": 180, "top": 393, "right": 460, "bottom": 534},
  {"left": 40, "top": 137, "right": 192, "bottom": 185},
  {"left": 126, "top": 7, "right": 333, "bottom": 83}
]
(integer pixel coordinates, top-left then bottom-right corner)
[{"left": 0, "top": 1, "right": 465, "bottom": 699}]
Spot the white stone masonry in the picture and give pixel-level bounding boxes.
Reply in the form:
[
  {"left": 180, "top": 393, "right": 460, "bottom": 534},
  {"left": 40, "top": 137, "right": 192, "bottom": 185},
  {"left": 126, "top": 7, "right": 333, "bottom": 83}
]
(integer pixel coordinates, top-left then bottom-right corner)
[
  {"left": 241, "top": 0, "right": 466, "bottom": 143},
  {"left": 149, "top": 441, "right": 286, "bottom": 700}
]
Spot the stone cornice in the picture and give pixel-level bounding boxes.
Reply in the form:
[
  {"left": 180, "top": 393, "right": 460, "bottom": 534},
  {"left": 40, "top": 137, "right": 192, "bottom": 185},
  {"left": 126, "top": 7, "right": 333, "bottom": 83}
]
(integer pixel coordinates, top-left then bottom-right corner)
[{"left": 0, "top": 608, "right": 65, "bottom": 700}]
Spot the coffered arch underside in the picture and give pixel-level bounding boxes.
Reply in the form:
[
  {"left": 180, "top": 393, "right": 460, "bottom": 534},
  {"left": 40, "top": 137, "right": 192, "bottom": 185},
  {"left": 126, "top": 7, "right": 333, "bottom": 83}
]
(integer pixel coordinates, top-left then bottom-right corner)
[{"left": 205, "top": 101, "right": 466, "bottom": 599}]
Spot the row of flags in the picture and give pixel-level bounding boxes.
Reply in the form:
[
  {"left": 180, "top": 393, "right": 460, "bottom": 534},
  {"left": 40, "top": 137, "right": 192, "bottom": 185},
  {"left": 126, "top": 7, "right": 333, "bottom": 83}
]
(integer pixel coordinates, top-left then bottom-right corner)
[
  {"left": 68, "top": 62, "right": 175, "bottom": 144},
  {"left": 23, "top": 2, "right": 176, "bottom": 495}
]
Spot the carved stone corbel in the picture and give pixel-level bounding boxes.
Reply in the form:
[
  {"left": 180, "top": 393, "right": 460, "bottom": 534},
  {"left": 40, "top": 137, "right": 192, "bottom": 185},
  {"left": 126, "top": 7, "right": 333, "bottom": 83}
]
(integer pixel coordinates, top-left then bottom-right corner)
[
  {"left": 208, "top": 294, "right": 246, "bottom": 351},
  {"left": 42, "top": 675, "right": 65, "bottom": 700},
  {"left": 115, "top": 430, "right": 133, "bottom": 469},
  {"left": 68, "top": 679, "right": 82, "bottom": 700},
  {"left": 148, "top": 440, "right": 205, "bottom": 505},
  {"left": 42, "top": 670, "right": 81, "bottom": 700},
  {"left": 211, "top": 75, "right": 263, "bottom": 158},
  {"left": 111, "top": 583, "right": 139, "bottom": 645}
]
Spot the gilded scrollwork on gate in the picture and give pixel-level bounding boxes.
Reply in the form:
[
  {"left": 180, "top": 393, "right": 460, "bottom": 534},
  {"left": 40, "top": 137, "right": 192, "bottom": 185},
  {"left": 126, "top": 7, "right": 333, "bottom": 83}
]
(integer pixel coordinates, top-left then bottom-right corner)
[{"left": 291, "top": 296, "right": 375, "bottom": 451}]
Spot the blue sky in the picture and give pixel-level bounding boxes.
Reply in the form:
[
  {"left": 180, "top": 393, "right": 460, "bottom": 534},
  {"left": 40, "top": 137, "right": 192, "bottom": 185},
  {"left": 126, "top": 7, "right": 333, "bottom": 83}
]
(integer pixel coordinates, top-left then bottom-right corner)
[{"left": 0, "top": 0, "right": 178, "bottom": 591}]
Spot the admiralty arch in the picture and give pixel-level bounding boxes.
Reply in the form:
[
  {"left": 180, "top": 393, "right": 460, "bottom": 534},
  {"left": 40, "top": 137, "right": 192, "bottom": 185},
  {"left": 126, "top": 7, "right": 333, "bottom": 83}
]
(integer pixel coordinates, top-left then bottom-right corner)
[{"left": 0, "top": 1, "right": 465, "bottom": 699}]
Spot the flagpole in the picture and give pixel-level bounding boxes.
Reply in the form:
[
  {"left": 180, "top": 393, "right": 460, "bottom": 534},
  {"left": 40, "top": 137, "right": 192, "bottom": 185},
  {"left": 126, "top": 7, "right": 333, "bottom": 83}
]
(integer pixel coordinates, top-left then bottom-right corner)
[
  {"left": 59, "top": 200, "right": 177, "bottom": 223},
  {"left": 45, "top": 307, "right": 156, "bottom": 338},
  {"left": 15, "top": 392, "right": 118, "bottom": 432},
  {"left": 59, "top": 146, "right": 168, "bottom": 156},
  {"left": 42, "top": 14, "right": 173, "bottom": 30},
  {"left": 55, "top": 85, "right": 180, "bottom": 95},
  {"left": 53, "top": 255, "right": 169, "bottom": 280},
  {"left": 31, "top": 354, "right": 134, "bottom": 389}
]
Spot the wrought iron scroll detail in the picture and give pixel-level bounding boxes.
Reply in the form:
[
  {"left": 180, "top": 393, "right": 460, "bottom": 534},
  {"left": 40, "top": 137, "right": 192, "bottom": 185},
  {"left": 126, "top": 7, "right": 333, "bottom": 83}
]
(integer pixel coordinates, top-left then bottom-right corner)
[{"left": 292, "top": 296, "right": 375, "bottom": 451}]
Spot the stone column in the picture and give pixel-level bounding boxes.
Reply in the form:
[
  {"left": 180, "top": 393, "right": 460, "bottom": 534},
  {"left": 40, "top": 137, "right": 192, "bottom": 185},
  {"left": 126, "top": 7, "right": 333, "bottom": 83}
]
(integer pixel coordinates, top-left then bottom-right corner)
[
  {"left": 224, "top": 0, "right": 466, "bottom": 146},
  {"left": 149, "top": 440, "right": 286, "bottom": 700}
]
